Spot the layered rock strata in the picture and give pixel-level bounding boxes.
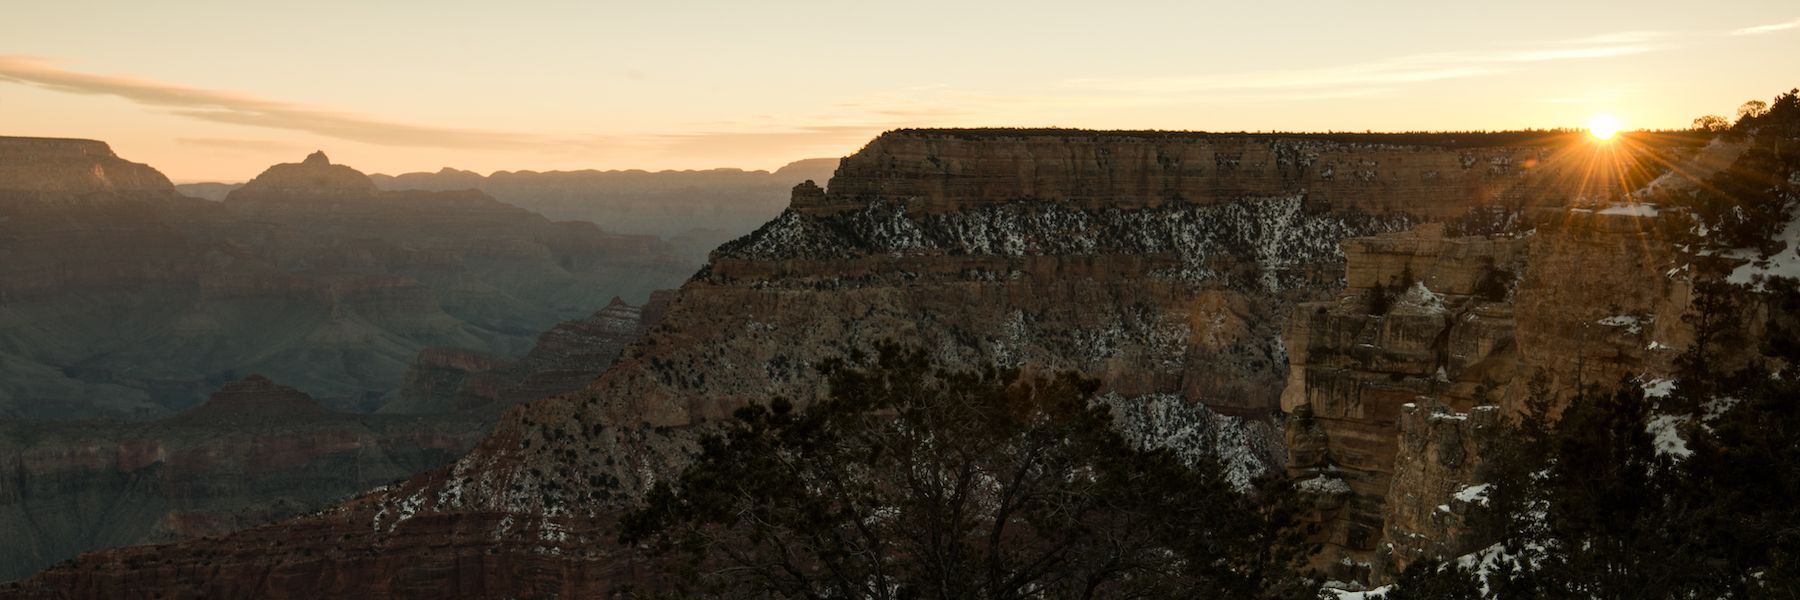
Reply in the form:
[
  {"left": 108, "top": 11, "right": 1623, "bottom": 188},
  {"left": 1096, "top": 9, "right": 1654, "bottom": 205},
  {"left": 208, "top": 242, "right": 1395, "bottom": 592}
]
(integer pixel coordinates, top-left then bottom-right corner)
[
  {"left": 0, "top": 376, "right": 484, "bottom": 582},
  {"left": 1281, "top": 209, "right": 1696, "bottom": 581},
  {"left": 3, "top": 129, "right": 1698, "bottom": 596}
]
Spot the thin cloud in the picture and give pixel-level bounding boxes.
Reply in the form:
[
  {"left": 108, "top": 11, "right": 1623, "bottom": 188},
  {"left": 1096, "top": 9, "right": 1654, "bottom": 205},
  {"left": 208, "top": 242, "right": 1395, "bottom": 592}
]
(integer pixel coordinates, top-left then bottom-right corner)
[
  {"left": 1062, "top": 32, "right": 1657, "bottom": 95},
  {"left": 1554, "top": 31, "right": 1668, "bottom": 45},
  {"left": 175, "top": 137, "right": 304, "bottom": 152},
  {"left": 649, "top": 125, "right": 880, "bottom": 158},
  {"left": 1732, "top": 17, "right": 1800, "bottom": 36},
  {"left": 0, "top": 55, "right": 551, "bottom": 148}
]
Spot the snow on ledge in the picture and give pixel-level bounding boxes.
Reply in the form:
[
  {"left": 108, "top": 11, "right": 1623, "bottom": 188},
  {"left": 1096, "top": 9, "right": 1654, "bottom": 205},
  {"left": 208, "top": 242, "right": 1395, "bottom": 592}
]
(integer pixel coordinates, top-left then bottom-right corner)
[
  {"left": 1596, "top": 203, "right": 1660, "bottom": 217},
  {"left": 1454, "top": 483, "right": 1492, "bottom": 506},
  {"left": 1596, "top": 315, "right": 1643, "bottom": 334},
  {"left": 1322, "top": 584, "right": 1393, "bottom": 599},
  {"left": 1727, "top": 207, "right": 1800, "bottom": 291},
  {"left": 1299, "top": 475, "right": 1353, "bottom": 496}
]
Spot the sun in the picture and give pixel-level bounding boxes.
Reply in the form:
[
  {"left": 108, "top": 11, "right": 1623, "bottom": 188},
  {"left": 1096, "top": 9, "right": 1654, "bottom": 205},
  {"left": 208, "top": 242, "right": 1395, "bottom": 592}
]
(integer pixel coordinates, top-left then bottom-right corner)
[{"left": 1587, "top": 114, "right": 1622, "bottom": 141}]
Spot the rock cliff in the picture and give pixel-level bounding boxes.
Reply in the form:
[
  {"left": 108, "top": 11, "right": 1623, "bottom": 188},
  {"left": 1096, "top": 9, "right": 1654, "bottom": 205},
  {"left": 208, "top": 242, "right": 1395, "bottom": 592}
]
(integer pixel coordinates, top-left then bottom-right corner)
[
  {"left": 803, "top": 129, "right": 1672, "bottom": 217},
  {"left": 0, "top": 138, "right": 174, "bottom": 197},
  {"left": 1281, "top": 207, "right": 1698, "bottom": 581},
  {"left": 0, "top": 129, "right": 1702, "bottom": 596}
]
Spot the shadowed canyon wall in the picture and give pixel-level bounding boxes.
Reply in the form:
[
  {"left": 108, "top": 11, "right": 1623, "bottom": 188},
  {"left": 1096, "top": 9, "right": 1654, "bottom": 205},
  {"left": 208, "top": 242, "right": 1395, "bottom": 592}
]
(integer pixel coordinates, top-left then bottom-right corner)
[{"left": 0, "top": 139, "right": 690, "bottom": 420}]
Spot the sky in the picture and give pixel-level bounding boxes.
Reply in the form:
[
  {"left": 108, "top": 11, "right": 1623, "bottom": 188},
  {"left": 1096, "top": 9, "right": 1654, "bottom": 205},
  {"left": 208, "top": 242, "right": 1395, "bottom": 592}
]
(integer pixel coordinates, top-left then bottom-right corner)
[{"left": 2, "top": 1, "right": 1797, "bottom": 182}]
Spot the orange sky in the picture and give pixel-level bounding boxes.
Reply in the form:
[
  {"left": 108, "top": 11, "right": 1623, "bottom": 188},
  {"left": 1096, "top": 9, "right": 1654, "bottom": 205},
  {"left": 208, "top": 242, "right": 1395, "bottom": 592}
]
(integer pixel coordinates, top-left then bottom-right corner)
[{"left": 3, "top": 1, "right": 1798, "bottom": 182}]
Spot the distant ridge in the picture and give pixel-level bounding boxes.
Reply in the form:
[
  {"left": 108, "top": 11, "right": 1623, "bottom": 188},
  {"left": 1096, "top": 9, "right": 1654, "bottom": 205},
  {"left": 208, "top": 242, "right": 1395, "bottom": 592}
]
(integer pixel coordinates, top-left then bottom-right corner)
[{"left": 0, "top": 136, "right": 176, "bottom": 195}]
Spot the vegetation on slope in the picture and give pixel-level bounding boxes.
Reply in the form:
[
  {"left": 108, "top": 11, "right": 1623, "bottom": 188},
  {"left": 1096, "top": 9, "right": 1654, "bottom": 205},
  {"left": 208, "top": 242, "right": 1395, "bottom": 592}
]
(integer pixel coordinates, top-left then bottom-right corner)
[{"left": 622, "top": 344, "right": 1316, "bottom": 599}]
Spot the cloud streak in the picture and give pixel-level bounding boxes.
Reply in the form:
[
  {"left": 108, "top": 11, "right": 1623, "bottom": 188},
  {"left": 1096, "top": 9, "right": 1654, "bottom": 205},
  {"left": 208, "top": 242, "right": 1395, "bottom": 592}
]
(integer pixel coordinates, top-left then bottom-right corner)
[
  {"left": 1732, "top": 17, "right": 1800, "bottom": 36},
  {"left": 1062, "top": 32, "right": 1658, "bottom": 96},
  {"left": 0, "top": 55, "right": 552, "bottom": 148},
  {"left": 175, "top": 137, "right": 305, "bottom": 152}
]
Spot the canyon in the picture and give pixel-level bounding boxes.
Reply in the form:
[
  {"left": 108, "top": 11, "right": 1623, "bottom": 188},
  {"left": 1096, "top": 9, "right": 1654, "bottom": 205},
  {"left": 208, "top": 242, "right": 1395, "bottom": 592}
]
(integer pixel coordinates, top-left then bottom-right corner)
[
  {"left": 2, "top": 128, "right": 1732, "bottom": 596},
  {"left": 0, "top": 376, "right": 484, "bottom": 582},
  {"left": 0, "top": 140, "right": 690, "bottom": 419},
  {"left": 0, "top": 290, "right": 664, "bottom": 581},
  {"left": 0, "top": 138, "right": 700, "bottom": 581}
]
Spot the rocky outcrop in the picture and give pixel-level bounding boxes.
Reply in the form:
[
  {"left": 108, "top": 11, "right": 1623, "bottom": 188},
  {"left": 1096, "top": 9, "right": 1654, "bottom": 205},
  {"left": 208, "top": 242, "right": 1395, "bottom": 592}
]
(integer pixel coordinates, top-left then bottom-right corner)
[
  {"left": 1281, "top": 223, "right": 1529, "bottom": 579},
  {"left": 0, "top": 138, "right": 174, "bottom": 197},
  {"left": 0, "top": 375, "right": 484, "bottom": 583},
  {"left": 1507, "top": 211, "right": 1692, "bottom": 415},
  {"left": 172, "top": 374, "right": 333, "bottom": 421},
  {"left": 1281, "top": 207, "right": 1697, "bottom": 581},
  {"left": 382, "top": 294, "right": 670, "bottom": 416},
  {"left": 229, "top": 151, "right": 377, "bottom": 200},
  {"left": 2, "top": 130, "right": 1699, "bottom": 596}
]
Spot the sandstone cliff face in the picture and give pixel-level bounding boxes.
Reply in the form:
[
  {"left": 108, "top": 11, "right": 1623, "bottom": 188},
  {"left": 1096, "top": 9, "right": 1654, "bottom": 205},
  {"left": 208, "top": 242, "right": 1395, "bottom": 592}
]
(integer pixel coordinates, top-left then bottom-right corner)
[
  {"left": 1281, "top": 223, "right": 1529, "bottom": 578},
  {"left": 0, "top": 376, "right": 484, "bottom": 583},
  {"left": 1281, "top": 208, "right": 1696, "bottom": 582},
  {"left": 1, "top": 130, "right": 1698, "bottom": 596},
  {"left": 804, "top": 130, "right": 1649, "bottom": 218},
  {"left": 0, "top": 141, "right": 692, "bottom": 420}
]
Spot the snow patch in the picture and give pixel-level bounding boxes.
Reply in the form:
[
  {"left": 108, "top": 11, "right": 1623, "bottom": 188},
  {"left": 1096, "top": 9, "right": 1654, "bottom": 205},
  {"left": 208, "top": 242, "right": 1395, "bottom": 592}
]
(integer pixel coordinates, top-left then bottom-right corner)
[
  {"left": 1727, "top": 207, "right": 1800, "bottom": 291},
  {"left": 1429, "top": 410, "right": 1469, "bottom": 422},
  {"left": 1646, "top": 414, "right": 1693, "bottom": 458},
  {"left": 1298, "top": 475, "right": 1353, "bottom": 496},
  {"left": 1390, "top": 281, "right": 1446, "bottom": 315},
  {"left": 1098, "top": 393, "right": 1275, "bottom": 491},
  {"left": 1596, "top": 315, "right": 1644, "bottom": 334},
  {"left": 1453, "top": 483, "right": 1492, "bottom": 507},
  {"left": 1597, "top": 203, "right": 1660, "bottom": 217},
  {"left": 1321, "top": 584, "right": 1393, "bottom": 599}
]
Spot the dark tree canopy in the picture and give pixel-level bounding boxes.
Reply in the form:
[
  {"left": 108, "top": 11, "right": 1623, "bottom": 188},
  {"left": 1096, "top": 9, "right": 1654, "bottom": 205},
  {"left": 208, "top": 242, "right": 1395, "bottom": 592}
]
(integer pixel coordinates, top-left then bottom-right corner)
[{"left": 622, "top": 345, "right": 1311, "bottom": 599}]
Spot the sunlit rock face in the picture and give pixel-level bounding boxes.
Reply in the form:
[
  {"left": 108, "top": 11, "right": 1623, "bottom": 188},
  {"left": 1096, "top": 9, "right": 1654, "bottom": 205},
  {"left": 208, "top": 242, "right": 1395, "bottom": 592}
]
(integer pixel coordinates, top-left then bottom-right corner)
[
  {"left": 1280, "top": 207, "right": 1704, "bottom": 582},
  {"left": 807, "top": 130, "right": 1600, "bottom": 217},
  {"left": 2, "top": 129, "right": 1701, "bottom": 597},
  {"left": 0, "top": 138, "right": 174, "bottom": 196},
  {"left": 1282, "top": 223, "right": 1532, "bottom": 580}
]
